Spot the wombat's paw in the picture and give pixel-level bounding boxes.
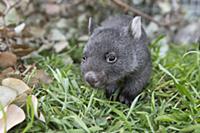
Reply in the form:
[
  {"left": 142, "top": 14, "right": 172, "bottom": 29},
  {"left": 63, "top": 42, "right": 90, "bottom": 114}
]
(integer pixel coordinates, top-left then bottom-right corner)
[
  {"left": 119, "top": 94, "right": 132, "bottom": 105},
  {"left": 105, "top": 84, "right": 117, "bottom": 100},
  {"left": 105, "top": 90, "right": 112, "bottom": 99},
  {"left": 105, "top": 89, "right": 115, "bottom": 100}
]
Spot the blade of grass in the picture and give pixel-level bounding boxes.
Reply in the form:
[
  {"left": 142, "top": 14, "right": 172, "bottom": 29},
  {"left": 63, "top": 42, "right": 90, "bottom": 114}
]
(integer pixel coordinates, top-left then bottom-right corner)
[
  {"left": 70, "top": 114, "right": 90, "bottom": 133},
  {"left": 126, "top": 93, "right": 141, "bottom": 119},
  {"left": 23, "top": 96, "right": 35, "bottom": 133},
  {"left": 145, "top": 114, "right": 155, "bottom": 133},
  {"left": 158, "top": 64, "right": 195, "bottom": 103}
]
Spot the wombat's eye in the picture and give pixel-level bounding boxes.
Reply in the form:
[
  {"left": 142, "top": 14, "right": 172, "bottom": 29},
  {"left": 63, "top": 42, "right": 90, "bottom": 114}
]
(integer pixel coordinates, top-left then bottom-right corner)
[
  {"left": 105, "top": 52, "right": 117, "bottom": 63},
  {"left": 82, "top": 56, "right": 87, "bottom": 62}
]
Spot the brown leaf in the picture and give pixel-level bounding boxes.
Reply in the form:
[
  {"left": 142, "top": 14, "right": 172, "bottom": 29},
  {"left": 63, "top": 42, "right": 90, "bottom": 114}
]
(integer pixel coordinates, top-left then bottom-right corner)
[
  {"left": 35, "top": 69, "right": 52, "bottom": 84},
  {"left": 0, "top": 27, "right": 16, "bottom": 38},
  {"left": 29, "top": 69, "right": 52, "bottom": 87},
  {"left": 11, "top": 44, "right": 35, "bottom": 57},
  {"left": 0, "top": 52, "right": 17, "bottom": 68},
  {"left": 0, "top": 67, "right": 23, "bottom": 82},
  {"left": 1, "top": 67, "right": 15, "bottom": 75}
]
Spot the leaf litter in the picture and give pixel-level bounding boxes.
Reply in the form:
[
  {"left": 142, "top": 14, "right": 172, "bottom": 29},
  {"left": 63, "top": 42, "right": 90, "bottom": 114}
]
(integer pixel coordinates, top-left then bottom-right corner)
[{"left": 0, "top": 77, "right": 47, "bottom": 132}]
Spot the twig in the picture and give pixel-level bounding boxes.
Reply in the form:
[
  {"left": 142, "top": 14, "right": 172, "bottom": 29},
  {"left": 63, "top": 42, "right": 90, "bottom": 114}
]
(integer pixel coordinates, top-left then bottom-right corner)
[
  {"left": 111, "top": 0, "right": 161, "bottom": 26},
  {"left": 111, "top": 0, "right": 180, "bottom": 27},
  {"left": 2, "top": 0, "right": 10, "bottom": 14},
  {"left": 3, "top": 0, "right": 21, "bottom": 15}
]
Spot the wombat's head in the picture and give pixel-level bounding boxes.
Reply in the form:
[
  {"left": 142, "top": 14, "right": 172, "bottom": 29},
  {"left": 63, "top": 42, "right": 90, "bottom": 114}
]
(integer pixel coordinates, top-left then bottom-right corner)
[{"left": 81, "top": 16, "right": 143, "bottom": 88}]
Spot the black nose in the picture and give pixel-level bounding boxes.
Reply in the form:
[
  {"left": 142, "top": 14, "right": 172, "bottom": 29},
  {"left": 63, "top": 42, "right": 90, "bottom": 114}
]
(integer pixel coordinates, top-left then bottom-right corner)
[{"left": 84, "top": 71, "right": 98, "bottom": 86}]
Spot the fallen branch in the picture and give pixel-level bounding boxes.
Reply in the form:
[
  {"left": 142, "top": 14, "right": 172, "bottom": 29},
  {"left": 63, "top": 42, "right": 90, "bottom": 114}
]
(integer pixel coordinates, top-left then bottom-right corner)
[{"left": 111, "top": 0, "right": 180, "bottom": 27}]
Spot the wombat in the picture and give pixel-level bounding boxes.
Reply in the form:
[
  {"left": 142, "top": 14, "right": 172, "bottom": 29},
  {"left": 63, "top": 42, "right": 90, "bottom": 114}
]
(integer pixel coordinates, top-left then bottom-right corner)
[{"left": 81, "top": 15, "right": 152, "bottom": 105}]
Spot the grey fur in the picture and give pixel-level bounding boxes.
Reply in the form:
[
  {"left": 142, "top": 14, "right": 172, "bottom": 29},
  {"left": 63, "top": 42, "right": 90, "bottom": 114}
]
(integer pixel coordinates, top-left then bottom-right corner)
[{"left": 81, "top": 15, "right": 152, "bottom": 105}]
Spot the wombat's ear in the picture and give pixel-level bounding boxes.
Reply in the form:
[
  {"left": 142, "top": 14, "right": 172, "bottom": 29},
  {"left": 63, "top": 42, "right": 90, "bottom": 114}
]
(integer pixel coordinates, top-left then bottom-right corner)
[
  {"left": 128, "top": 16, "right": 142, "bottom": 39},
  {"left": 88, "top": 17, "right": 97, "bottom": 35}
]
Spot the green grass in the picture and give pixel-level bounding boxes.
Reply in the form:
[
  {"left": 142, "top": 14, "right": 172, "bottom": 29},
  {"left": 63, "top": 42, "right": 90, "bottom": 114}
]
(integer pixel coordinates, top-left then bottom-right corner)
[{"left": 10, "top": 40, "right": 200, "bottom": 133}]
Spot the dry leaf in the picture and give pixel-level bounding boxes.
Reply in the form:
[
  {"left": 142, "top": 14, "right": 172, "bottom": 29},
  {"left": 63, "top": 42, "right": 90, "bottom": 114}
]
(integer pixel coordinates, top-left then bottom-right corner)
[
  {"left": 0, "top": 86, "right": 17, "bottom": 107},
  {"left": 0, "top": 27, "right": 16, "bottom": 38},
  {"left": 0, "top": 52, "right": 17, "bottom": 68},
  {"left": 38, "top": 112, "right": 45, "bottom": 122},
  {"left": 31, "top": 95, "right": 45, "bottom": 122},
  {"left": 14, "top": 23, "right": 26, "bottom": 34},
  {"left": 0, "top": 104, "right": 25, "bottom": 133},
  {"left": 2, "top": 78, "right": 31, "bottom": 95},
  {"left": 0, "top": 67, "right": 15, "bottom": 81},
  {"left": 11, "top": 44, "right": 35, "bottom": 57},
  {"left": 1, "top": 67, "right": 15, "bottom": 75},
  {"left": 13, "top": 93, "right": 28, "bottom": 107},
  {"left": 35, "top": 70, "right": 52, "bottom": 84},
  {"left": 31, "top": 95, "right": 38, "bottom": 117},
  {"left": 29, "top": 69, "right": 52, "bottom": 87}
]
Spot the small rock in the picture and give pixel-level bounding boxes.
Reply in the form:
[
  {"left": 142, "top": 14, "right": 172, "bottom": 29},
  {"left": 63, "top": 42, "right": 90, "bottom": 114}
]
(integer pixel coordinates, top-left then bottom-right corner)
[
  {"left": 49, "top": 29, "right": 66, "bottom": 41},
  {"left": 56, "top": 18, "right": 68, "bottom": 29},
  {"left": 60, "top": 54, "right": 73, "bottom": 65},
  {"left": 29, "top": 26, "right": 46, "bottom": 38},
  {"left": 53, "top": 41, "right": 70, "bottom": 53},
  {"left": 78, "top": 35, "right": 89, "bottom": 42},
  {"left": 42, "top": 3, "right": 60, "bottom": 16},
  {"left": 174, "top": 22, "right": 200, "bottom": 44}
]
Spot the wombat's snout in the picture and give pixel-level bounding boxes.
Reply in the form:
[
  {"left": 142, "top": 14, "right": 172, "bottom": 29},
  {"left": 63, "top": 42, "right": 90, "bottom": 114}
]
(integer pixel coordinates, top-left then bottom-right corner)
[{"left": 84, "top": 71, "right": 98, "bottom": 87}]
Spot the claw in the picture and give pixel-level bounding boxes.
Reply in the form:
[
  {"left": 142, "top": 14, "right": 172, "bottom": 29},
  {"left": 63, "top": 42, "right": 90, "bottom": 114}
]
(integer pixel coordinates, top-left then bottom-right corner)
[{"left": 119, "top": 94, "right": 132, "bottom": 105}]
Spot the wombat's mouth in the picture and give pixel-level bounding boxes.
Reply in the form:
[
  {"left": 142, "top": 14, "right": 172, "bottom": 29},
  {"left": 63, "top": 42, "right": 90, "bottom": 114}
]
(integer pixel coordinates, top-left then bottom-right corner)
[{"left": 91, "top": 81, "right": 102, "bottom": 88}]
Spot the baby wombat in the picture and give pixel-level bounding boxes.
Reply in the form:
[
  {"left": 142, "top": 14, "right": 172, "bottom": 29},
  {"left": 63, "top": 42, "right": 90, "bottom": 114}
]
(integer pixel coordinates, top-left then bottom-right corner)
[{"left": 81, "top": 15, "right": 152, "bottom": 105}]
